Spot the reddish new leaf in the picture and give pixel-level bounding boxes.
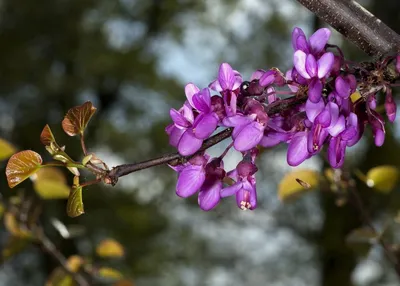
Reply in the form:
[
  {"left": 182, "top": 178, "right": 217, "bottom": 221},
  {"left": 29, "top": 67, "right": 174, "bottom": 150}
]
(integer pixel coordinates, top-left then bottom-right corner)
[
  {"left": 40, "top": 124, "right": 56, "bottom": 146},
  {"left": 6, "top": 150, "right": 43, "bottom": 188},
  {"left": 62, "top": 101, "right": 97, "bottom": 136}
]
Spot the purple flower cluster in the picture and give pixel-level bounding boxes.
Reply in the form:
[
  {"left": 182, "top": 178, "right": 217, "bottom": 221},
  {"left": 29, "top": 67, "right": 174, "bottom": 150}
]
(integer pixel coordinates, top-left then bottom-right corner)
[{"left": 166, "top": 27, "right": 399, "bottom": 211}]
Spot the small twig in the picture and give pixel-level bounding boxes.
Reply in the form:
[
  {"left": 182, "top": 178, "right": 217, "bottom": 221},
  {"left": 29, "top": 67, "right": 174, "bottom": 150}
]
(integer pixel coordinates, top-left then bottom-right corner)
[
  {"left": 104, "top": 94, "right": 308, "bottom": 185},
  {"left": 348, "top": 179, "right": 400, "bottom": 278},
  {"left": 80, "top": 178, "right": 101, "bottom": 188},
  {"left": 36, "top": 228, "right": 90, "bottom": 286},
  {"left": 80, "top": 134, "right": 87, "bottom": 156}
]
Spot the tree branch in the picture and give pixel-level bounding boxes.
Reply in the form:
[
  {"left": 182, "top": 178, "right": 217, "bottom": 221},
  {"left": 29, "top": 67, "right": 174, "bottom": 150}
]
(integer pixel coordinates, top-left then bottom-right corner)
[
  {"left": 295, "top": 0, "right": 400, "bottom": 58},
  {"left": 104, "top": 94, "right": 308, "bottom": 185}
]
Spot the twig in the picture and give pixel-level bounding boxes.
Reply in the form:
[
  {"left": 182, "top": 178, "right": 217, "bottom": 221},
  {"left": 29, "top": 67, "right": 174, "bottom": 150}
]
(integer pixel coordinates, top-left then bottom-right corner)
[
  {"left": 35, "top": 228, "right": 90, "bottom": 286},
  {"left": 295, "top": 0, "right": 400, "bottom": 58},
  {"left": 80, "top": 134, "right": 87, "bottom": 156},
  {"left": 347, "top": 179, "right": 400, "bottom": 278},
  {"left": 104, "top": 94, "right": 308, "bottom": 185}
]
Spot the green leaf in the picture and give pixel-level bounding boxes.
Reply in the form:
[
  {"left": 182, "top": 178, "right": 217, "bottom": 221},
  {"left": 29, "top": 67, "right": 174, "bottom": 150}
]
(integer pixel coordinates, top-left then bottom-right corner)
[
  {"left": 2, "top": 236, "right": 30, "bottom": 261},
  {"left": 366, "top": 165, "right": 399, "bottom": 193},
  {"left": 278, "top": 169, "right": 319, "bottom": 202},
  {"left": 0, "top": 138, "right": 16, "bottom": 161},
  {"left": 6, "top": 150, "right": 43, "bottom": 188},
  {"left": 96, "top": 239, "right": 125, "bottom": 258},
  {"left": 67, "top": 186, "right": 84, "bottom": 218},
  {"left": 33, "top": 168, "right": 70, "bottom": 199},
  {"left": 98, "top": 267, "right": 123, "bottom": 280},
  {"left": 62, "top": 101, "right": 97, "bottom": 136}
]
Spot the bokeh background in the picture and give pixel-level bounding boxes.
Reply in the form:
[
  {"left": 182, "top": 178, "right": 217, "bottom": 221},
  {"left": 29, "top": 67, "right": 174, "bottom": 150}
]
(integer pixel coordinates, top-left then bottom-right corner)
[{"left": 1, "top": 0, "right": 400, "bottom": 285}]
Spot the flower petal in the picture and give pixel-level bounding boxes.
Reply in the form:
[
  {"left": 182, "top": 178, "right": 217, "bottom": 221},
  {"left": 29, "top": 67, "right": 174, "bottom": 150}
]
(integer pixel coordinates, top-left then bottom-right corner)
[
  {"left": 192, "top": 88, "right": 211, "bottom": 113},
  {"left": 198, "top": 180, "right": 222, "bottom": 211},
  {"left": 292, "top": 27, "right": 309, "bottom": 53},
  {"left": 305, "top": 54, "right": 317, "bottom": 78},
  {"left": 209, "top": 79, "right": 222, "bottom": 92},
  {"left": 218, "top": 63, "right": 236, "bottom": 91},
  {"left": 193, "top": 113, "right": 218, "bottom": 139},
  {"left": 184, "top": 83, "right": 200, "bottom": 109},
  {"left": 166, "top": 124, "right": 185, "bottom": 147},
  {"left": 293, "top": 50, "right": 311, "bottom": 79},
  {"left": 328, "top": 115, "right": 345, "bottom": 137},
  {"left": 234, "top": 121, "right": 264, "bottom": 151},
  {"left": 317, "top": 52, "right": 334, "bottom": 78},
  {"left": 309, "top": 28, "right": 331, "bottom": 54},
  {"left": 328, "top": 136, "right": 346, "bottom": 168},
  {"left": 308, "top": 78, "right": 323, "bottom": 103},
  {"left": 178, "top": 130, "right": 203, "bottom": 156},
  {"left": 259, "top": 70, "right": 276, "bottom": 87},
  {"left": 220, "top": 182, "right": 242, "bottom": 197},
  {"left": 335, "top": 76, "right": 351, "bottom": 98},
  {"left": 170, "top": 108, "right": 190, "bottom": 128},
  {"left": 176, "top": 165, "right": 206, "bottom": 197},
  {"left": 306, "top": 98, "right": 325, "bottom": 122},
  {"left": 287, "top": 131, "right": 309, "bottom": 166},
  {"left": 222, "top": 114, "right": 253, "bottom": 127},
  {"left": 236, "top": 180, "right": 257, "bottom": 210},
  {"left": 250, "top": 69, "right": 265, "bottom": 81}
]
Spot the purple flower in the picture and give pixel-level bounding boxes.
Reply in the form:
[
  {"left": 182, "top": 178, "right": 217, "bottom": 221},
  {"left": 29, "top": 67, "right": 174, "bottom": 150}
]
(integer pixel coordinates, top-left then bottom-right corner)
[
  {"left": 293, "top": 50, "right": 334, "bottom": 102},
  {"left": 198, "top": 158, "right": 225, "bottom": 211},
  {"left": 175, "top": 154, "right": 209, "bottom": 198},
  {"left": 307, "top": 101, "right": 345, "bottom": 154},
  {"left": 223, "top": 100, "right": 269, "bottom": 152},
  {"left": 175, "top": 155, "right": 226, "bottom": 211},
  {"left": 209, "top": 63, "right": 243, "bottom": 116},
  {"left": 287, "top": 131, "right": 310, "bottom": 166},
  {"left": 328, "top": 112, "right": 360, "bottom": 168},
  {"left": 259, "top": 69, "right": 285, "bottom": 87},
  {"left": 335, "top": 74, "right": 356, "bottom": 99},
  {"left": 220, "top": 161, "right": 258, "bottom": 210},
  {"left": 168, "top": 85, "right": 219, "bottom": 156},
  {"left": 368, "top": 110, "right": 385, "bottom": 146},
  {"left": 292, "top": 27, "right": 331, "bottom": 56},
  {"left": 385, "top": 88, "right": 396, "bottom": 122}
]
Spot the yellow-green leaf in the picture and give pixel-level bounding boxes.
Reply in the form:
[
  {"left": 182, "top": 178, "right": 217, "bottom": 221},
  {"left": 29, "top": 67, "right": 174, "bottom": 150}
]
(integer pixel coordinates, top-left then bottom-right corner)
[
  {"left": 2, "top": 236, "right": 30, "bottom": 261},
  {"left": 98, "top": 267, "right": 123, "bottom": 280},
  {"left": 33, "top": 168, "right": 70, "bottom": 199},
  {"left": 46, "top": 267, "right": 74, "bottom": 286},
  {"left": 350, "top": 91, "right": 362, "bottom": 103},
  {"left": 6, "top": 150, "right": 43, "bottom": 188},
  {"left": 346, "top": 227, "right": 378, "bottom": 244},
  {"left": 67, "top": 186, "right": 84, "bottom": 218},
  {"left": 62, "top": 101, "right": 96, "bottom": 136},
  {"left": 0, "top": 138, "right": 16, "bottom": 161},
  {"left": 0, "top": 204, "right": 4, "bottom": 220},
  {"left": 278, "top": 169, "right": 319, "bottom": 202},
  {"left": 366, "top": 165, "right": 399, "bottom": 193},
  {"left": 96, "top": 239, "right": 125, "bottom": 258},
  {"left": 66, "top": 255, "right": 84, "bottom": 272},
  {"left": 4, "top": 212, "right": 31, "bottom": 238}
]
